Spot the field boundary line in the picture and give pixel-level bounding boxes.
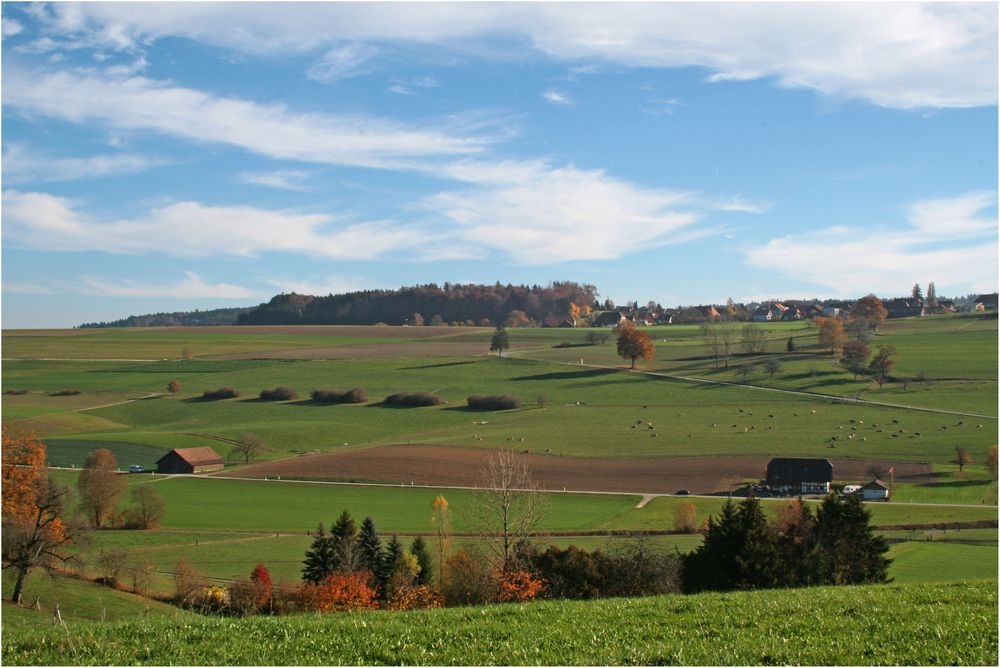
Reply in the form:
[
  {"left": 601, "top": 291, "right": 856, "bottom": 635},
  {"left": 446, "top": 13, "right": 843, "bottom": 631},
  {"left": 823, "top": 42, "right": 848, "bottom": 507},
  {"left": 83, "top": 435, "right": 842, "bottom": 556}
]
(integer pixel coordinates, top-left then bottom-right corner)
[
  {"left": 127, "top": 471, "right": 996, "bottom": 510},
  {"left": 72, "top": 393, "right": 163, "bottom": 412},
  {"left": 509, "top": 354, "right": 1000, "bottom": 420}
]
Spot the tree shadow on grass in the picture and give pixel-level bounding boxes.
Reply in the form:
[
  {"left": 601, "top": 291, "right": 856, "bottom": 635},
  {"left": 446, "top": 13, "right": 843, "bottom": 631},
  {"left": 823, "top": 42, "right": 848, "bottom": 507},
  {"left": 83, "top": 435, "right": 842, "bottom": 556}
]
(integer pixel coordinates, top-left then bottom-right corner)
[
  {"left": 510, "top": 369, "right": 619, "bottom": 382},
  {"left": 397, "top": 361, "right": 476, "bottom": 370}
]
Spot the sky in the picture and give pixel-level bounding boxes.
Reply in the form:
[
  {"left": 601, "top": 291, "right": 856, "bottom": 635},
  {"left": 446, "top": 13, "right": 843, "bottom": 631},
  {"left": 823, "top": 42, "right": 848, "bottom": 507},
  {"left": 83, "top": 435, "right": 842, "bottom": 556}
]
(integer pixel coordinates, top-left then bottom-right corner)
[{"left": 2, "top": 1, "right": 998, "bottom": 328}]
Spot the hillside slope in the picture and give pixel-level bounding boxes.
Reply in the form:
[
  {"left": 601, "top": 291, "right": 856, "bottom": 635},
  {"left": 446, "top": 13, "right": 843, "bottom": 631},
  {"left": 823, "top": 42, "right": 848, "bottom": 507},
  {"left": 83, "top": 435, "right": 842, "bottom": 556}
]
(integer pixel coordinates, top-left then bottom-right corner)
[{"left": 3, "top": 580, "right": 996, "bottom": 665}]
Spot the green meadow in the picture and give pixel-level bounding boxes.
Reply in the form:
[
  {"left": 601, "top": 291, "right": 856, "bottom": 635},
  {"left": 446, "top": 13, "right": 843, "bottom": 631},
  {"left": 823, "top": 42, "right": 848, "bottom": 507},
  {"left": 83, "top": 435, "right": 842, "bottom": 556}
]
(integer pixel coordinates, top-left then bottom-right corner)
[{"left": 3, "top": 580, "right": 996, "bottom": 666}]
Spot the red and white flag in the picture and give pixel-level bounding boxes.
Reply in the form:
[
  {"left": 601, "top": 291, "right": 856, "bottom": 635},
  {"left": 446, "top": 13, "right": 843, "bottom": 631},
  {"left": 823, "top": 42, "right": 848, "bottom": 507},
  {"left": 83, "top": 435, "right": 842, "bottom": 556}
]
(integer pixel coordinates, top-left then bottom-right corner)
[{"left": 888, "top": 466, "right": 894, "bottom": 476}]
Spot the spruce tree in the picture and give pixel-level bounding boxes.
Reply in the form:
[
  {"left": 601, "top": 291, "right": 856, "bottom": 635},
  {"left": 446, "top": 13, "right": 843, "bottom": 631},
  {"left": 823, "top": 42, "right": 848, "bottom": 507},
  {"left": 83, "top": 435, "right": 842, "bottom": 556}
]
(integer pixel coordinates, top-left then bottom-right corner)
[
  {"left": 786, "top": 337, "right": 796, "bottom": 353},
  {"left": 733, "top": 496, "right": 781, "bottom": 589},
  {"left": 384, "top": 534, "right": 404, "bottom": 579},
  {"left": 329, "top": 509, "right": 359, "bottom": 573},
  {"left": 776, "top": 500, "right": 819, "bottom": 587},
  {"left": 302, "top": 523, "right": 335, "bottom": 583},
  {"left": 814, "top": 494, "right": 891, "bottom": 585},
  {"left": 410, "top": 536, "right": 434, "bottom": 586},
  {"left": 356, "top": 517, "right": 384, "bottom": 582},
  {"left": 683, "top": 499, "right": 741, "bottom": 592}
]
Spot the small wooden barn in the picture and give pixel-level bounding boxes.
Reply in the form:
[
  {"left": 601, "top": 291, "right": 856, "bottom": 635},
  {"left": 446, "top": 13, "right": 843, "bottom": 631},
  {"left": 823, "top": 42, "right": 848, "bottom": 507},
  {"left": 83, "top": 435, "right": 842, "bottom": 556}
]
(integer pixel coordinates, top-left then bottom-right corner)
[
  {"left": 765, "top": 457, "right": 833, "bottom": 495},
  {"left": 155, "top": 447, "right": 224, "bottom": 474}
]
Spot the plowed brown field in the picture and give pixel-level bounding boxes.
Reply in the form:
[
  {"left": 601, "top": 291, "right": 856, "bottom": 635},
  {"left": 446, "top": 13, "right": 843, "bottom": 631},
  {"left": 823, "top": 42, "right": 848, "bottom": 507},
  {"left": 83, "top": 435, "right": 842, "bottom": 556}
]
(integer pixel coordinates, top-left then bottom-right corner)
[{"left": 221, "top": 446, "right": 933, "bottom": 495}]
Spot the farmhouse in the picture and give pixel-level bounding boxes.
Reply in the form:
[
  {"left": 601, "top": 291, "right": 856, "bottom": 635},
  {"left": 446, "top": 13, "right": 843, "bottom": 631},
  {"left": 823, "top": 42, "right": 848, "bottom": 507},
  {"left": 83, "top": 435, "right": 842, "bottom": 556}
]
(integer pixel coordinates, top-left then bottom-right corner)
[
  {"left": 156, "top": 447, "right": 225, "bottom": 474},
  {"left": 974, "top": 293, "right": 998, "bottom": 311},
  {"left": 884, "top": 298, "right": 924, "bottom": 319},
  {"left": 765, "top": 457, "right": 833, "bottom": 495},
  {"left": 593, "top": 311, "right": 625, "bottom": 327},
  {"left": 542, "top": 314, "right": 576, "bottom": 328},
  {"left": 862, "top": 479, "right": 890, "bottom": 500}
]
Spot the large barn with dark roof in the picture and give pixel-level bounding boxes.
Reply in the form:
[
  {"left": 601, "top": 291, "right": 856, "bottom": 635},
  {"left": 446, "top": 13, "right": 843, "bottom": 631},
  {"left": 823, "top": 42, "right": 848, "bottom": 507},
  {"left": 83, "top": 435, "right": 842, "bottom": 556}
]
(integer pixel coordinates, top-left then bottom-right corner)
[{"left": 765, "top": 457, "right": 833, "bottom": 495}]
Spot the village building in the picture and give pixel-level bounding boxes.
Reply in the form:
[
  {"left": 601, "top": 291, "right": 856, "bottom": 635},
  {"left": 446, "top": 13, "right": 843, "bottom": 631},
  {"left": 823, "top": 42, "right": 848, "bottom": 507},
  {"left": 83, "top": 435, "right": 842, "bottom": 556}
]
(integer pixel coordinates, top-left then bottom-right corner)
[
  {"left": 765, "top": 457, "right": 833, "bottom": 495},
  {"left": 155, "top": 447, "right": 225, "bottom": 474},
  {"left": 974, "top": 293, "right": 998, "bottom": 311},
  {"left": 593, "top": 311, "right": 625, "bottom": 327},
  {"left": 862, "top": 479, "right": 891, "bottom": 500}
]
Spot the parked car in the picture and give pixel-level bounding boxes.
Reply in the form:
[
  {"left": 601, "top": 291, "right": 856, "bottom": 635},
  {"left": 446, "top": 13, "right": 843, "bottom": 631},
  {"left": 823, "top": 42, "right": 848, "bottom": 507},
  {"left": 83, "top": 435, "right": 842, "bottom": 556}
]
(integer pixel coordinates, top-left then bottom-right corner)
[
  {"left": 675, "top": 489, "right": 690, "bottom": 496},
  {"left": 842, "top": 484, "right": 862, "bottom": 495},
  {"left": 128, "top": 465, "right": 145, "bottom": 473}
]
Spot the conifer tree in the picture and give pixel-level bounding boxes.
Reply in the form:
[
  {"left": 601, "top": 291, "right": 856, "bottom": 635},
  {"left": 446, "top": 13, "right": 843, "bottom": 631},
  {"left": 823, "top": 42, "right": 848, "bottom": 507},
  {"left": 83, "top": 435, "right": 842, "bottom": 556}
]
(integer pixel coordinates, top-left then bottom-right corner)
[
  {"left": 302, "top": 523, "right": 334, "bottom": 583},
  {"left": 683, "top": 499, "right": 741, "bottom": 592},
  {"left": 733, "top": 496, "right": 781, "bottom": 589},
  {"left": 814, "top": 495, "right": 891, "bottom": 585},
  {"left": 775, "top": 499, "right": 819, "bottom": 587},
  {"left": 329, "top": 509, "right": 359, "bottom": 573},
  {"left": 384, "top": 534, "right": 404, "bottom": 578},
  {"left": 410, "top": 536, "right": 434, "bottom": 586},
  {"left": 356, "top": 517, "right": 384, "bottom": 584}
]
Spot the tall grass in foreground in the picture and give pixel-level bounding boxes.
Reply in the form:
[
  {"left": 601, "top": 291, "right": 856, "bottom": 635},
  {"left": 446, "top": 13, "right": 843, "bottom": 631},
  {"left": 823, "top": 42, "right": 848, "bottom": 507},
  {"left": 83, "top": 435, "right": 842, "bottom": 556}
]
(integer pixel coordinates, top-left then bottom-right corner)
[{"left": 3, "top": 580, "right": 995, "bottom": 665}]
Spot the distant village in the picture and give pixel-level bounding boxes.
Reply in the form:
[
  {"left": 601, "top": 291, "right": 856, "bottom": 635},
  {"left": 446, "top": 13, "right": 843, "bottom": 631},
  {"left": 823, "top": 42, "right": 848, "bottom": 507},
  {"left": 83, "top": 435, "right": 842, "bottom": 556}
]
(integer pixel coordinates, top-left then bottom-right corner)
[{"left": 556, "top": 291, "right": 998, "bottom": 329}]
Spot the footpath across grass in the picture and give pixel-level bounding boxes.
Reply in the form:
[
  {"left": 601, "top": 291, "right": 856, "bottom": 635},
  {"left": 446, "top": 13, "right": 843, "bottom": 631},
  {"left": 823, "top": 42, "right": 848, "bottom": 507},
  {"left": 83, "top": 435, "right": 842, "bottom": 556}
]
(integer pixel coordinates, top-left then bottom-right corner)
[{"left": 2, "top": 580, "right": 995, "bottom": 665}]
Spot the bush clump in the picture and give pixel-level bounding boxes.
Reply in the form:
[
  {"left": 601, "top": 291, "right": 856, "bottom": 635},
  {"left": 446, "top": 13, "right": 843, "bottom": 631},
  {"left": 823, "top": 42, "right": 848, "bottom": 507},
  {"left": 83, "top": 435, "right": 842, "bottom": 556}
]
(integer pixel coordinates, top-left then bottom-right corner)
[
  {"left": 311, "top": 388, "right": 367, "bottom": 404},
  {"left": 202, "top": 387, "right": 240, "bottom": 400},
  {"left": 49, "top": 389, "right": 81, "bottom": 396},
  {"left": 383, "top": 391, "right": 444, "bottom": 407},
  {"left": 259, "top": 386, "right": 298, "bottom": 401},
  {"left": 467, "top": 394, "right": 522, "bottom": 410},
  {"left": 3, "top": 389, "right": 29, "bottom": 395}
]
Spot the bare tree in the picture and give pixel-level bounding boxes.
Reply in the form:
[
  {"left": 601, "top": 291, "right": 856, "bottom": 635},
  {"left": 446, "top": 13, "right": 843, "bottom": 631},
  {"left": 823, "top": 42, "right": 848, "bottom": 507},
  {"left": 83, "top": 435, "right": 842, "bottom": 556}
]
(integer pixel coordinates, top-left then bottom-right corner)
[
  {"left": 762, "top": 358, "right": 782, "bottom": 378},
  {"left": 472, "top": 448, "right": 545, "bottom": 571},
  {"left": 702, "top": 321, "right": 737, "bottom": 369},
  {"left": 230, "top": 434, "right": 267, "bottom": 465},
  {"left": 953, "top": 446, "right": 972, "bottom": 472},
  {"left": 741, "top": 324, "right": 766, "bottom": 354}
]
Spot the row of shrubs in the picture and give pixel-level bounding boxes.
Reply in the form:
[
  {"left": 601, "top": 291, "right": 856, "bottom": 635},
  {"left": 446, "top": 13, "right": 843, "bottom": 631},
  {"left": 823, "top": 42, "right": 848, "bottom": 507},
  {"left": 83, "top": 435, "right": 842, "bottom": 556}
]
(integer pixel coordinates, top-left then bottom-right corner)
[{"left": 200, "top": 387, "right": 523, "bottom": 411}]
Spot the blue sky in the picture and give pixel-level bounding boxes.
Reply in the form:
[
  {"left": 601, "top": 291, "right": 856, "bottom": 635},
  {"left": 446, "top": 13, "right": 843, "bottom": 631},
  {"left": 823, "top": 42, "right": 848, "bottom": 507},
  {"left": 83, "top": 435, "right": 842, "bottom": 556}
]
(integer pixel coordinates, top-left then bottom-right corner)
[{"left": 2, "top": 2, "right": 997, "bottom": 328}]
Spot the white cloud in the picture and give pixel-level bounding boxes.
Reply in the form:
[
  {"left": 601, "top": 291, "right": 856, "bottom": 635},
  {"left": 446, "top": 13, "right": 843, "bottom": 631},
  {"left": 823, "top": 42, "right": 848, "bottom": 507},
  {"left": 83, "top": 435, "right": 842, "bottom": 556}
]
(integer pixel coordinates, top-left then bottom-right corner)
[
  {"left": 2, "top": 281, "right": 53, "bottom": 295},
  {"left": 2, "top": 190, "right": 428, "bottom": 260},
  {"left": 641, "top": 97, "right": 684, "bottom": 117},
  {"left": 2, "top": 144, "right": 163, "bottom": 184},
  {"left": 238, "top": 170, "right": 312, "bottom": 192},
  {"left": 542, "top": 88, "right": 574, "bottom": 106},
  {"left": 26, "top": 3, "right": 998, "bottom": 108},
  {"left": 744, "top": 192, "right": 999, "bottom": 295},
  {"left": 78, "top": 272, "right": 258, "bottom": 299},
  {"left": 307, "top": 43, "right": 378, "bottom": 82},
  {"left": 423, "top": 163, "right": 702, "bottom": 264},
  {"left": 2, "top": 69, "right": 493, "bottom": 170},
  {"left": 388, "top": 76, "right": 439, "bottom": 96},
  {"left": 263, "top": 275, "right": 369, "bottom": 296},
  {"left": 2, "top": 17, "right": 23, "bottom": 37}
]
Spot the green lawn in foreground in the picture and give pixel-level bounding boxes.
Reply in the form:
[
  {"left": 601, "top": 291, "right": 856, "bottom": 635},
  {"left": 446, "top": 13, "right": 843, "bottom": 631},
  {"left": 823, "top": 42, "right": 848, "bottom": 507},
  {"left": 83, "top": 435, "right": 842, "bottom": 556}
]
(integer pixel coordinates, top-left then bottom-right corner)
[{"left": 3, "top": 580, "right": 995, "bottom": 665}]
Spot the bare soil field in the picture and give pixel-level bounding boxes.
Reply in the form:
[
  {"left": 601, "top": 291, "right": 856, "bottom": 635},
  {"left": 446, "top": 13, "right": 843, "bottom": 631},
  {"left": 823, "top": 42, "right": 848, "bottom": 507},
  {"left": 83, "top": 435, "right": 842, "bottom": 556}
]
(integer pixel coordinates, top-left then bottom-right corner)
[{"left": 221, "top": 446, "right": 933, "bottom": 495}]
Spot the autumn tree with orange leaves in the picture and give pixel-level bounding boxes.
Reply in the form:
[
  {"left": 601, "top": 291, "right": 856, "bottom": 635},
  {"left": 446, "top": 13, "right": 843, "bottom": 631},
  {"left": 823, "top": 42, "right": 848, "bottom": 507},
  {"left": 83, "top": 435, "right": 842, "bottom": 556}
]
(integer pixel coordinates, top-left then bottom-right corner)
[
  {"left": 854, "top": 295, "right": 888, "bottom": 333},
  {"left": 2, "top": 426, "right": 73, "bottom": 603},
  {"left": 616, "top": 321, "right": 655, "bottom": 369},
  {"left": 299, "top": 572, "right": 379, "bottom": 612},
  {"left": 78, "top": 448, "right": 126, "bottom": 528}
]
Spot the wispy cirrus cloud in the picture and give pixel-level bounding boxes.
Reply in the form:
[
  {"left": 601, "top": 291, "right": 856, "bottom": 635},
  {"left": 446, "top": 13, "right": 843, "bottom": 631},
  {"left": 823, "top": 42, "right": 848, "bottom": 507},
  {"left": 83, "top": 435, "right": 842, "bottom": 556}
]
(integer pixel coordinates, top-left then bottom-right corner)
[
  {"left": 307, "top": 43, "right": 378, "bottom": 82},
  {"left": 541, "top": 88, "right": 574, "bottom": 106},
  {"left": 2, "top": 68, "right": 495, "bottom": 171},
  {"left": 744, "top": 192, "right": 999, "bottom": 295},
  {"left": 2, "top": 143, "right": 164, "bottom": 184},
  {"left": 14, "top": 3, "right": 996, "bottom": 108},
  {"left": 78, "top": 272, "right": 259, "bottom": 299},
  {"left": 2, "top": 190, "right": 429, "bottom": 261},
  {"left": 238, "top": 170, "right": 313, "bottom": 192}
]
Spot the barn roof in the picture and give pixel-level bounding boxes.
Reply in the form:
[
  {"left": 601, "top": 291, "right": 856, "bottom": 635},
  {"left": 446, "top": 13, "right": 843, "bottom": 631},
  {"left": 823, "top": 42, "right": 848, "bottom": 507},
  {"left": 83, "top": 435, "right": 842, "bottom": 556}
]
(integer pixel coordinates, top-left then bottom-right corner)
[
  {"left": 863, "top": 479, "right": 889, "bottom": 490},
  {"left": 157, "top": 447, "right": 224, "bottom": 466},
  {"left": 766, "top": 457, "right": 833, "bottom": 484}
]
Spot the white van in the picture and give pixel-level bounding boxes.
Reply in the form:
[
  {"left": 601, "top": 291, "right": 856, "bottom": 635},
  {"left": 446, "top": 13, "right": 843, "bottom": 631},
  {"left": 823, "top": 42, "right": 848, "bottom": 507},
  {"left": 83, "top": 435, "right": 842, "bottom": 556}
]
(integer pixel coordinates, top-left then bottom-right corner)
[{"left": 842, "top": 484, "right": 861, "bottom": 495}]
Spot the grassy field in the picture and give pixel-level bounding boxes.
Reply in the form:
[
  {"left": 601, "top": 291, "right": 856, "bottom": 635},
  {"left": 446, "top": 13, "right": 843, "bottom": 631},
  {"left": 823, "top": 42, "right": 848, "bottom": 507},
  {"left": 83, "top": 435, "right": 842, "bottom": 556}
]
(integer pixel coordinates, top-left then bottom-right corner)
[
  {"left": 2, "top": 580, "right": 996, "bottom": 665},
  {"left": 0, "top": 571, "right": 191, "bottom": 631},
  {"left": 5, "top": 354, "right": 996, "bottom": 468}
]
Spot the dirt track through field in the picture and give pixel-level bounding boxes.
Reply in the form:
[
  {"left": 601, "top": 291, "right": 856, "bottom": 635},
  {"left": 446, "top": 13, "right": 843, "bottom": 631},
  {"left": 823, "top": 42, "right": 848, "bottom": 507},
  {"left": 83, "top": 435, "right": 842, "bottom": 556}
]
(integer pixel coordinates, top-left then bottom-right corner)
[{"left": 221, "top": 446, "right": 933, "bottom": 495}]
